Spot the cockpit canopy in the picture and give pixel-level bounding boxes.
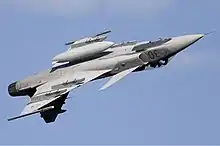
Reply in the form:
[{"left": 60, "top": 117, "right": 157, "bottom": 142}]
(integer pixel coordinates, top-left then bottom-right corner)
[
  {"left": 148, "top": 38, "right": 172, "bottom": 45},
  {"left": 132, "top": 38, "right": 172, "bottom": 52}
]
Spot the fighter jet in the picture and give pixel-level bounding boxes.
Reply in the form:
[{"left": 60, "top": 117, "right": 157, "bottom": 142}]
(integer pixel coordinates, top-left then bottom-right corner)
[{"left": 7, "top": 30, "right": 206, "bottom": 123}]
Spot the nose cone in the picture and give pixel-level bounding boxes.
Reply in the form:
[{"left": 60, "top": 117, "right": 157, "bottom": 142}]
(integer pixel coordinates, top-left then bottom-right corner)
[
  {"left": 8, "top": 82, "right": 18, "bottom": 96},
  {"left": 184, "top": 34, "right": 204, "bottom": 44},
  {"left": 170, "top": 34, "right": 204, "bottom": 53}
]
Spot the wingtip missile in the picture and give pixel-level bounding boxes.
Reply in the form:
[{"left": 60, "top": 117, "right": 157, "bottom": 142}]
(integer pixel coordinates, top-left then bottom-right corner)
[
  {"left": 65, "top": 30, "right": 112, "bottom": 46},
  {"left": 94, "top": 30, "right": 112, "bottom": 37},
  {"left": 65, "top": 40, "right": 75, "bottom": 46},
  {"left": 7, "top": 106, "right": 55, "bottom": 122}
]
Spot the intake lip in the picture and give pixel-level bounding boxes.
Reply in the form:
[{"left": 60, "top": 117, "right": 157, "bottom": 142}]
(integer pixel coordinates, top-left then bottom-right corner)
[{"left": 8, "top": 82, "right": 17, "bottom": 96}]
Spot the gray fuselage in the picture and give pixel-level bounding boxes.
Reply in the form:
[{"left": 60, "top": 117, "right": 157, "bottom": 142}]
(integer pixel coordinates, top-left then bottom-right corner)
[{"left": 8, "top": 34, "right": 204, "bottom": 97}]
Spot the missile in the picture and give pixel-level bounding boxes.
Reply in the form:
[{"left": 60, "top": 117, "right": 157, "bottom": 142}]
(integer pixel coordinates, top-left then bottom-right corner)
[
  {"left": 94, "top": 30, "right": 111, "bottom": 37},
  {"left": 65, "top": 30, "right": 111, "bottom": 47},
  {"left": 8, "top": 106, "right": 55, "bottom": 121},
  {"left": 51, "top": 78, "right": 85, "bottom": 90}
]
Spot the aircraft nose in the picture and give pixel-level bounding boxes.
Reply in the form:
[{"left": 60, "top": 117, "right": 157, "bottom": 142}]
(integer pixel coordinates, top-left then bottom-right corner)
[
  {"left": 8, "top": 82, "right": 18, "bottom": 96},
  {"left": 185, "top": 34, "right": 204, "bottom": 44},
  {"left": 170, "top": 34, "right": 204, "bottom": 52}
]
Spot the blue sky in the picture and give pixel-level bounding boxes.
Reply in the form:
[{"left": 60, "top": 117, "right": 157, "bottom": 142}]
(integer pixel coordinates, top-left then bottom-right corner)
[{"left": 0, "top": 0, "right": 220, "bottom": 145}]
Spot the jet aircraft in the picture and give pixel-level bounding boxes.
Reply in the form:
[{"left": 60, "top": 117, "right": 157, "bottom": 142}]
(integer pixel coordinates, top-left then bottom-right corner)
[{"left": 8, "top": 30, "right": 206, "bottom": 123}]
